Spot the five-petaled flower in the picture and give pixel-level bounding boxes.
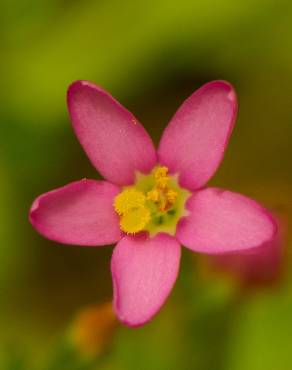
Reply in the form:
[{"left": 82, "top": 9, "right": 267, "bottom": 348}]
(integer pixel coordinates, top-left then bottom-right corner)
[{"left": 29, "top": 80, "right": 277, "bottom": 327}]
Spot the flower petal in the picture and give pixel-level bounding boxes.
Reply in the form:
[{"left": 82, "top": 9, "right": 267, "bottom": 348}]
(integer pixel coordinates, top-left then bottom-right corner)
[
  {"left": 158, "top": 80, "right": 237, "bottom": 190},
  {"left": 111, "top": 233, "right": 181, "bottom": 327},
  {"left": 29, "top": 179, "right": 122, "bottom": 246},
  {"left": 67, "top": 81, "right": 156, "bottom": 186},
  {"left": 176, "top": 188, "right": 276, "bottom": 254},
  {"left": 209, "top": 232, "right": 283, "bottom": 286}
]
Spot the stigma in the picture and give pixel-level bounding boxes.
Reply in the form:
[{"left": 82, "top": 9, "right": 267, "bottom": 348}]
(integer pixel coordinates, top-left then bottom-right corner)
[{"left": 113, "top": 166, "right": 190, "bottom": 236}]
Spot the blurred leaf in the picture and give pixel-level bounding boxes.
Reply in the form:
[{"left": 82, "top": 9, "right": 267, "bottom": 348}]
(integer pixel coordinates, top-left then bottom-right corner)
[{"left": 225, "top": 283, "right": 292, "bottom": 370}]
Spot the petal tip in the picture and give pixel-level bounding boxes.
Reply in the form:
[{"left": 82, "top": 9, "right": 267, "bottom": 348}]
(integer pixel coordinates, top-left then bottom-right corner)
[
  {"left": 207, "top": 79, "right": 235, "bottom": 90},
  {"left": 67, "top": 80, "right": 103, "bottom": 104},
  {"left": 29, "top": 197, "right": 39, "bottom": 215},
  {"left": 67, "top": 80, "right": 85, "bottom": 97},
  {"left": 204, "top": 79, "right": 237, "bottom": 100},
  {"left": 67, "top": 79, "right": 94, "bottom": 91},
  {"left": 28, "top": 194, "right": 47, "bottom": 238},
  {"left": 263, "top": 209, "right": 278, "bottom": 243},
  {"left": 29, "top": 194, "right": 44, "bottom": 228}
]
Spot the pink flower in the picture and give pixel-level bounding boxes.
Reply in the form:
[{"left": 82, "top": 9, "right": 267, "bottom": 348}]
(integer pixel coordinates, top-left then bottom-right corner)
[{"left": 29, "top": 80, "right": 277, "bottom": 327}]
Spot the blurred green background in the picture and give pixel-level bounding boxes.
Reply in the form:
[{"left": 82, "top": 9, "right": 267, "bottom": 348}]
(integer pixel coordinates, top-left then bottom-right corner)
[{"left": 1, "top": 0, "right": 292, "bottom": 369}]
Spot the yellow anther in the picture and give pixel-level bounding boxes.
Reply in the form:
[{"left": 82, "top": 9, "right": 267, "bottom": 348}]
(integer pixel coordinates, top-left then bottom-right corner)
[
  {"left": 119, "top": 206, "right": 151, "bottom": 234},
  {"left": 154, "top": 166, "right": 170, "bottom": 189},
  {"left": 156, "top": 176, "right": 169, "bottom": 189},
  {"left": 166, "top": 189, "right": 178, "bottom": 203},
  {"left": 114, "top": 188, "right": 145, "bottom": 216},
  {"left": 154, "top": 166, "right": 168, "bottom": 179},
  {"left": 147, "top": 189, "right": 159, "bottom": 202}
]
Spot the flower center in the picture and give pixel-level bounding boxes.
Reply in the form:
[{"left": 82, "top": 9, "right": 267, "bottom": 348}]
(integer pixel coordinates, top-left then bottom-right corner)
[{"left": 114, "top": 166, "right": 190, "bottom": 236}]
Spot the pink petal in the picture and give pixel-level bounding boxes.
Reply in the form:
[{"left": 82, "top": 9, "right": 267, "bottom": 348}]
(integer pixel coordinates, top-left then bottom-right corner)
[
  {"left": 209, "top": 231, "right": 283, "bottom": 286},
  {"left": 176, "top": 188, "right": 277, "bottom": 254},
  {"left": 158, "top": 80, "right": 237, "bottom": 190},
  {"left": 29, "top": 179, "right": 122, "bottom": 246},
  {"left": 67, "top": 81, "right": 156, "bottom": 186},
  {"left": 111, "top": 233, "right": 181, "bottom": 327}
]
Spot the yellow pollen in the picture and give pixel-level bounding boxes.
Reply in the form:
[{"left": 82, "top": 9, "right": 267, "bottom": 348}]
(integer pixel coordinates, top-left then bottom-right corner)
[
  {"left": 119, "top": 207, "right": 151, "bottom": 234},
  {"left": 114, "top": 188, "right": 146, "bottom": 216}
]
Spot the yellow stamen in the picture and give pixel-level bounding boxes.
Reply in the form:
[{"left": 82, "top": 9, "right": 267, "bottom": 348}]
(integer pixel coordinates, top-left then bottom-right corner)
[
  {"left": 114, "top": 188, "right": 146, "bottom": 216},
  {"left": 119, "top": 206, "right": 151, "bottom": 234},
  {"left": 156, "top": 176, "right": 169, "bottom": 189},
  {"left": 154, "top": 166, "right": 169, "bottom": 189},
  {"left": 113, "top": 166, "right": 179, "bottom": 234},
  {"left": 151, "top": 166, "right": 178, "bottom": 212},
  {"left": 154, "top": 166, "right": 168, "bottom": 179},
  {"left": 166, "top": 189, "right": 178, "bottom": 203},
  {"left": 147, "top": 189, "right": 159, "bottom": 202}
]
